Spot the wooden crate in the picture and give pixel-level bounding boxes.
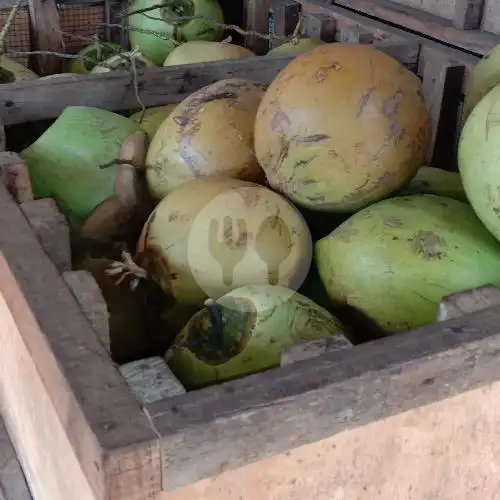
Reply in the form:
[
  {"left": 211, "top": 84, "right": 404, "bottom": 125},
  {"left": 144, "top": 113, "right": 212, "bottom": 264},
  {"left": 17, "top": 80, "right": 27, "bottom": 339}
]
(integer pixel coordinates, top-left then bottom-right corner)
[
  {"left": 0, "top": 7, "right": 498, "bottom": 500},
  {"left": 302, "top": 0, "right": 500, "bottom": 55},
  {"left": 0, "top": 0, "right": 114, "bottom": 75}
]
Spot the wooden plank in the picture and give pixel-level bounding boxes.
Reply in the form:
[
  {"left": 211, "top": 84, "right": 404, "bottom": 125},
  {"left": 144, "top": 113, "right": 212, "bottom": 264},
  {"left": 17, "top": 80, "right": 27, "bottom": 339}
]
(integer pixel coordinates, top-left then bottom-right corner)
[
  {"left": 0, "top": 417, "right": 31, "bottom": 500},
  {"left": 243, "top": 0, "right": 275, "bottom": 53},
  {"left": 453, "top": 0, "right": 486, "bottom": 30},
  {"left": 421, "top": 52, "right": 465, "bottom": 169},
  {"left": 280, "top": 336, "right": 353, "bottom": 366},
  {"left": 120, "top": 357, "right": 185, "bottom": 406},
  {"left": 148, "top": 304, "right": 500, "bottom": 490},
  {"left": 268, "top": 0, "right": 302, "bottom": 49},
  {"left": 325, "top": 0, "right": 500, "bottom": 55},
  {"left": 0, "top": 184, "right": 161, "bottom": 500},
  {"left": 27, "top": 0, "right": 64, "bottom": 75},
  {"left": 0, "top": 56, "right": 294, "bottom": 125},
  {"left": 302, "top": 12, "right": 337, "bottom": 41},
  {"left": 438, "top": 285, "right": 500, "bottom": 321}
]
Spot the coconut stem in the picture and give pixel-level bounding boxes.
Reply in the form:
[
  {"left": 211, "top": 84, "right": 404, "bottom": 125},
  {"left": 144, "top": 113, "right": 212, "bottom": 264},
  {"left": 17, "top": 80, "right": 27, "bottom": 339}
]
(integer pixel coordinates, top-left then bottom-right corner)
[
  {"left": 221, "top": 35, "right": 232, "bottom": 44},
  {"left": 106, "top": 250, "right": 148, "bottom": 291},
  {"left": 204, "top": 298, "right": 224, "bottom": 345},
  {"left": 0, "top": 0, "right": 23, "bottom": 54}
]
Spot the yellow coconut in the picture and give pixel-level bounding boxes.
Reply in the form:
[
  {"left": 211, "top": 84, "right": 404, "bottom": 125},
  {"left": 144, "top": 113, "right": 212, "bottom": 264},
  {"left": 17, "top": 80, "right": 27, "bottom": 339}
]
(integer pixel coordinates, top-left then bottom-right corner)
[
  {"left": 163, "top": 40, "right": 255, "bottom": 66},
  {"left": 267, "top": 37, "right": 326, "bottom": 57},
  {"left": 0, "top": 55, "right": 38, "bottom": 82},
  {"left": 254, "top": 43, "right": 431, "bottom": 212},
  {"left": 135, "top": 177, "right": 313, "bottom": 306},
  {"left": 146, "top": 78, "right": 266, "bottom": 200},
  {"left": 130, "top": 105, "right": 177, "bottom": 140}
]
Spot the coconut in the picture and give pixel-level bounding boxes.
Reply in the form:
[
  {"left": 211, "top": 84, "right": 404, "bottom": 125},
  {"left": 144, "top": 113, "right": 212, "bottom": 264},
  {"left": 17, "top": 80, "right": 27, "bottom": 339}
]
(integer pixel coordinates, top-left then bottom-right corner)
[
  {"left": 130, "top": 105, "right": 177, "bottom": 140},
  {"left": 398, "top": 166, "right": 468, "bottom": 202},
  {"left": 165, "top": 284, "right": 350, "bottom": 388},
  {"left": 146, "top": 78, "right": 266, "bottom": 200},
  {"left": 315, "top": 195, "right": 500, "bottom": 333},
  {"left": 128, "top": 0, "right": 225, "bottom": 66},
  {"left": 463, "top": 44, "right": 500, "bottom": 120},
  {"left": 459, "top": 83, "right": 500, "bottom": 239},
  {"left": 163, "top": 40, "right": 255, "bottom": 66},
  {"left": 20, "top": 106, "right": 148, "bottom": 240},
  {"left": 126, "top": 177, "right": 312, "bottom": 307},
  {"left": 0, "top": 55, "right": 38, "bottom": 82},
  {"left": 267, "top": 37, "right": 326, "bottom": 57},
  {"left": 254, "top": 43, "right": 431, "bottom": 213},
  {"left": 91, "top": 51, "right": 155, "bottom": 73},
  {"left": 67, "top": 42, "right": 121, "bottom": 74}
]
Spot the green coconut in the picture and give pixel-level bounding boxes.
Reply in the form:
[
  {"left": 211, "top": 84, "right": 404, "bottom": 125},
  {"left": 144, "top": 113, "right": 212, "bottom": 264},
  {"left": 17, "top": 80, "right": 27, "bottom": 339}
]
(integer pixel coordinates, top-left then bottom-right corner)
[
  {"left": 90, "top": 51, "right": 155, "bottom": 73},
  {"left": 463, "top": 44, "right": 500, "bottom": 121},
  {"left": 21, "top": 106, "right": 148, "bottom": 240},
  {"left": 67, "top": 42, "right": 122, "bottom": 74},
  {"left": 398, "top": 166, "right": 468, "bottom": 203},
  {"left": 0, "top": 55, "right": 38, "bottom": 82},
  {"left": 130, "top": 105, "right": 176, "bottom": 140},
  {"left": 127, "top": 0, "right": 225, "bottom": 65},
  {"left": 315, "top": 194, "right": 500, "bottom": 333},
  {"left": 165, "top": 284, "right": 350, "bottom": 388},
  {"left": 459, "top": 83, "right": 500, "bottom": 241},
  {"left": 267, "top": 37, "right": 326, "bottom": 57}
]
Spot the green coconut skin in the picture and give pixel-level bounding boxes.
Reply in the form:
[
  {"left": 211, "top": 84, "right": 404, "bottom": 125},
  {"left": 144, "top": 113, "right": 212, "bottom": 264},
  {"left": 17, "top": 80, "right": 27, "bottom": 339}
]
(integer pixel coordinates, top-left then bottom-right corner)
[
  {"left": 165, "top": 284, "right": 350, "bottom": 388},
  {"left": 67, "top": 42, "right": 122, "bottom": 74},
  {"left": 267, "top": 38, "right": 326, "bottom": 57},
  {"left": 459, "top": 83, "right": 500, "bottom": 241},
  {"left": 315, "top": 195, "right": 500, "bottom": 333},
  {"left": 128, "top": 0, "right": 225, "bottom": 65},
  {"left": 21, "top": 106, "right": 142, "bottom": 230},
  {"left": 398, "top": 166, "right": 468, "bottom": 203}
]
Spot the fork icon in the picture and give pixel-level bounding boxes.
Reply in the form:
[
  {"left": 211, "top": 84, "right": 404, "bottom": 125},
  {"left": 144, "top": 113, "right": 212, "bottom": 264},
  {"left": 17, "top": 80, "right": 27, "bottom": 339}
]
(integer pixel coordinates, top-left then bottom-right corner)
[{"left": 208, "top": 216, "right": 248, "bottom": 287}]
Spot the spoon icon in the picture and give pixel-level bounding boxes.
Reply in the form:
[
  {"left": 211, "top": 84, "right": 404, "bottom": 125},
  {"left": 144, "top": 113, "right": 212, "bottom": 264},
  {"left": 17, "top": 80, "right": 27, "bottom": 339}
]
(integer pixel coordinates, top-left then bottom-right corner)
[{"left": 255, "top": 215, "right": 292, "bottom": 285}]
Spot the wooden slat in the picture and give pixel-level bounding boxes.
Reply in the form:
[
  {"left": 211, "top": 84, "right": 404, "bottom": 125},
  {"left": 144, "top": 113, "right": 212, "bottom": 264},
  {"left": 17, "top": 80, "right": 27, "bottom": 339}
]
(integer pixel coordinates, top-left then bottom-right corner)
[
  {"left": 438, "top": 285, "right": 500, "bottom": 321},
  {"left": 27, "top": 0, "right": 64, "bottom": 75},
  {"left": 148, "top": 304, "right": 500, "bottom": 490},
  {"left": 325, "top": 0, "right": 500, "bottom": 55},
  {"left": 453, "top": 0, "right": 486, "bottom": 29},
  {"left": 0, "top": 182, "right": 160, "bottom": 500}
]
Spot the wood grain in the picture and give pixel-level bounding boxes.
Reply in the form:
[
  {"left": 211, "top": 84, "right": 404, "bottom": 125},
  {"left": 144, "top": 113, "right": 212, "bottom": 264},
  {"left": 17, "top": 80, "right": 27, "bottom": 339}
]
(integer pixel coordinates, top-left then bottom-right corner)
[
  {"left": 148, "top": 304, "right": 500, "bottom": 490},
  {"left": 0, "top": 417, "right": 31, "bottom": 500},
  {"left": 27, "top": 0, "right": 64, "bottom": 75},
  {"left": 280, "top": 336, "right": 353, "bottom": 366},
  {"left": 0, "top": 184, "right": 160, "bottom": 500},
  {"left": 325, "top": 0, "right": 500, "bottom": 55},
  {"left": 438, "top": 285, "right": 500, "bottom": 321}
]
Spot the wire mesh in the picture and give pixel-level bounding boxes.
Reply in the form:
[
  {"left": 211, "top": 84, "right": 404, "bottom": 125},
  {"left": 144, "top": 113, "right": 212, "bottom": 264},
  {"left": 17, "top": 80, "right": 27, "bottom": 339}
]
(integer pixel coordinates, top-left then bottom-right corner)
[
  {"left": 0, "top": 6, "right": 30, "bottom": 65},
  {"left": 59, "top": 4, "right": 106, "bottom": 53}
]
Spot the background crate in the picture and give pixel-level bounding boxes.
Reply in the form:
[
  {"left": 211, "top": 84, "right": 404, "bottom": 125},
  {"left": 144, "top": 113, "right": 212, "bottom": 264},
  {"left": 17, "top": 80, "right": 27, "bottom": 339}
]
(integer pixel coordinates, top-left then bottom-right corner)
[{"left": 0, "top": 7, "right": 490, "bottom": 499}]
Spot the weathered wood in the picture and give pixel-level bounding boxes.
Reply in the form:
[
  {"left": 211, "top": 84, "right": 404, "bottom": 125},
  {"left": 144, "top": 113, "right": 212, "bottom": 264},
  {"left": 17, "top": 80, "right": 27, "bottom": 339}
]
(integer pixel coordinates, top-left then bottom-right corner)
[
  {"left": 421, "top": 53, "right": 466, "bottom": 169},
  {"left": 0, "top": 153, "right": 33, "bottom": 204},
  {"left": 280, "top": 336, "right": 353, "bottom": 366},
  {"left": 0, "top": 184, "right": 160, "bottom": 500},
  {"left": 62, "top": 270, "right": 111, "bottom": 354},
  {"left": 148, "top": 305, "right": 500, "bottom": 490},
  {"left": 268, "top": 0, "right": 302, "bottom": 49},
  {"left": 438, "top": 285, "right": 500, "bottom": 321},
  {"left": 302, "top": 12, "right": 337, "bottom": 41},
  {"left": 20, "top": 199, "right": 71, "bottom": 274},
  {"left": 339, "top": 26, "right": 374, "bottom": 44},
  {"left": 454, "top": 0, "right": 486, "bottom": 30},
  {"left": 27, "top": 0, "right": 64, "bottom": 75},
  {"left": 243, "top": 0, "right": 275, "bottom": 53},
  {"left": 325, "top": 0, "right": 500, "bottom": 55},
  {"left": 0, "top": 417, "right": 31, "bottom": 500},
  {"left": 120, "top": 357, "right": 185, "bottom": 406}
]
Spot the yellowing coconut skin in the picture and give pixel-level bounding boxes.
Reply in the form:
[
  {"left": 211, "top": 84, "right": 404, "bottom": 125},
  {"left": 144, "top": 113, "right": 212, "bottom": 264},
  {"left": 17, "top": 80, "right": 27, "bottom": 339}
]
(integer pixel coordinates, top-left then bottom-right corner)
[
  {"left": 130, "top": 105, "right": 177, "bottom": 140},
  {"left": 136, "top": 177, "right": 312, "bottom": 306},
  {"left": 163, "top": 41, "right": 255, "bottom": 66},
  {"left": 146, "top": 78, "right": 266, "bottom": 200},
  {"left": 254, "top": 43, "right": 431, "bottom": 212},
  {"left": 267, "top": 37, "right": 326, "bottom": 57}
]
